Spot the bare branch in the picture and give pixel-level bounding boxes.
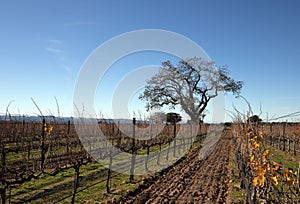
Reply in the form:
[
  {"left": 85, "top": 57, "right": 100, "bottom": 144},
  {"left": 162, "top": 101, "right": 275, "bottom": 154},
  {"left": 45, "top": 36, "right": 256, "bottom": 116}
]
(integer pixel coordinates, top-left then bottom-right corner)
[
  {"left": 5, "top": 100, "right": 15, "bottom": 121},
  {"left": 54, "top": 96, "right": 61, "bottom": 118},
  {"left": 31, "top": 97, "right": 44, "bottom": 118}
]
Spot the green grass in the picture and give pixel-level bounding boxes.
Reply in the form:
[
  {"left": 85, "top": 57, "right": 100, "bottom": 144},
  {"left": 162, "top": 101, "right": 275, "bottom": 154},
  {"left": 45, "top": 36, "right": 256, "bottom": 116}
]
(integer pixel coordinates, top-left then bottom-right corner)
[
  {"left": 6, "top": 136, "right": 202, "bottom": 203},
  {"left": 136, "top": 142, "right": 170, "bottom": 155},
  {"left": 9, "top": 161, "right": 144, "bottom": 203},
  {"left": 261, "top": 144, "right": 300, "bottom": 203},
  {"left": 227, "top": 138, "right": 246, "bottom": 204},
  {"left": 266, "top": 144, "right": 300, "bottom": 172}
]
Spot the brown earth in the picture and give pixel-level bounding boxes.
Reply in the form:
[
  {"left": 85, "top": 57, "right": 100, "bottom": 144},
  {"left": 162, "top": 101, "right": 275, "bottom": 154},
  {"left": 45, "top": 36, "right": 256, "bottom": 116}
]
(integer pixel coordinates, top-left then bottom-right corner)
[{"left": 121, "top": 130, "right": 232, "bottom": 204}]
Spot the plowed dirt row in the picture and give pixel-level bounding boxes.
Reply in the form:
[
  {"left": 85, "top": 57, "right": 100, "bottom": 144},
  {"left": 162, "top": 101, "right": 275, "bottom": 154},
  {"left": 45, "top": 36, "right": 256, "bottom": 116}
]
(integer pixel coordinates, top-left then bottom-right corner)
[{"left": 122, "top": 130, "right": 231, "bottom": 203}]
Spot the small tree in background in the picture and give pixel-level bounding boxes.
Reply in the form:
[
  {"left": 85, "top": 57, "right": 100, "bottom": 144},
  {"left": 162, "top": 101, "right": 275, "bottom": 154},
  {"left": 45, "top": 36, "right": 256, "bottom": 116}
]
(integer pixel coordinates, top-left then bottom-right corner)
[
  {"left": 248, "top": 115, "right": 262, "bottom": 124},
  {"left": 166, "top": 112, "right": 182, "bottom": 124}
]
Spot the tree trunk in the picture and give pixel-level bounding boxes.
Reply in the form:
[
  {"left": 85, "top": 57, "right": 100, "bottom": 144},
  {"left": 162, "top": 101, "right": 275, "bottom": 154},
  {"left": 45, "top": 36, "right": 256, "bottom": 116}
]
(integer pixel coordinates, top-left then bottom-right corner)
[
  {"left": 173, "top": 122, "right": 177, "bottom": 157},
  {"left": 189, "top": 115, "right": 199, "bottom": 124}
]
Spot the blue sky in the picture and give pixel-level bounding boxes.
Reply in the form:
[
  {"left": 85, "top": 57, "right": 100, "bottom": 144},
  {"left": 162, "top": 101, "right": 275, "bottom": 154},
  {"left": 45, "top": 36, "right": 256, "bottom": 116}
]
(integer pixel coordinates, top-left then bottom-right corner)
[{"left": 1, "top": 0, "right": 300, "bottom": 122}]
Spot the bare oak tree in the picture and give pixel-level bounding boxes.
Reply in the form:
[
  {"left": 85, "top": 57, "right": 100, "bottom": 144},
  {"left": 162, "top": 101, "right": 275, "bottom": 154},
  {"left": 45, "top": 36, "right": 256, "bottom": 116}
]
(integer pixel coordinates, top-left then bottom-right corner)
[{"left": 139, "top": 57, "right": 243, "bottom": 122}]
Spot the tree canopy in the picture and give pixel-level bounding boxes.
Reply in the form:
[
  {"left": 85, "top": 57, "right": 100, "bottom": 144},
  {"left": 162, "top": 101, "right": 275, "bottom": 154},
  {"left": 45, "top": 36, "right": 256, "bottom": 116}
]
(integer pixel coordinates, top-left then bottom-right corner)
[
  {"left": 248, "top": 115, "right": 262, "bottom": 123},
  {"left": 139, "top": 57, "right": 243, "bottom": 122},
  {"left": 166, "top": 112, "right": 182, "bottom": 124}
]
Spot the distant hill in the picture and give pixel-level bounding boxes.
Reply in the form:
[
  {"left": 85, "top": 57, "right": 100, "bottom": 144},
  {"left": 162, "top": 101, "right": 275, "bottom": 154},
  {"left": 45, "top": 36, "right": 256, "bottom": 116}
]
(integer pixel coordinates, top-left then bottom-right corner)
[
  {"left": 0, "top": 115, "right": 74, "bottom": 123},
  {"left": 0, "top": 115, "right": 146, "bottom": 124}
]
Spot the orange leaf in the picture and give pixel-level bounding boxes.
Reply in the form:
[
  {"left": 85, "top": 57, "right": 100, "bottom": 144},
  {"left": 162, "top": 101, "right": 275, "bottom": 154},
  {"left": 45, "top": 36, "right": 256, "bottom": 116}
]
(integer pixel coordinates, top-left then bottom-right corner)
[
  {"left": 271, "top": 161, "right": 282, "bottom": 171},
  {"left": 284, "top": 169, "right": 289, "bottom": 179}
]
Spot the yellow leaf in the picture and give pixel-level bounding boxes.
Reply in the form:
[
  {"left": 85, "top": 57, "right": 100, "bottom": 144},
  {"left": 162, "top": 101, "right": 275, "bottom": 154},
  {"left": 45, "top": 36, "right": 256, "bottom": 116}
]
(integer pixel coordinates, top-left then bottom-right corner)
[
  {"left": 250, "top": 135, "right": 258, "bottom": 141},
  {"left": 43, "top": 123, "right": 47, "bottom": 132},
  {"left": 252, "top": 141, "right": 260, "bottom": 149},
  {"left": 259, "top": 174, "right": 265, "bottom": 187},
  {"left": 257, "top": 166, "right": 267, "bottom": 175},
  {"left": 268, "top": 174, "right": 278, "bottom": 185},
  {"left": 253, "top": 175, "right": 259, "bottom": 186},
  {"left": 253, "top": 175, "right": 265, "bottom": 187},
  {"left": 250, "top": 154, "right": 255, "bottom": 167},
  {"left": 48, "top": 125, "right": 53, "bottom": 133},
  {"left": 262, "top": 149, "right": 270, "bottom": 158},
  {"left": 247, "top": 129, "right": 253, "bottom": 136}
]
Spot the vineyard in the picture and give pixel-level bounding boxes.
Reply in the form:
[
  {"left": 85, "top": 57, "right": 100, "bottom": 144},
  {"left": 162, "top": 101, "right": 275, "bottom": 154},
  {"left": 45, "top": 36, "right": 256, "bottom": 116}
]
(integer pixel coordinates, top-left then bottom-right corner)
[
  {"left": 0, "top": 117, "right": 209, "bottom": 203},
  {"left": 0, "top": 117, "right": 299, "bottom": 203},
  {"left": 232, "top": 122, "right": 300, "bottom": 203}
]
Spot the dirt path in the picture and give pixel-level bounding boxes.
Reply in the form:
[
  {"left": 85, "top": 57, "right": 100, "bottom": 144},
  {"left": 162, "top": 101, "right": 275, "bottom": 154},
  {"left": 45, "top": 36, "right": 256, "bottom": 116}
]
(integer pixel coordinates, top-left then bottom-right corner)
[{"left": 122, "top": 130, "right": 232, "bottom": 203}]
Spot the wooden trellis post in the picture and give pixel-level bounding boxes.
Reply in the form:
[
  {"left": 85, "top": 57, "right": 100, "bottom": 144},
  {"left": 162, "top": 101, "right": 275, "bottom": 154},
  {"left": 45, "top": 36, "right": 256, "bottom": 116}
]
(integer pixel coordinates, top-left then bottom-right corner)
[{"left": 129, "top": 118, "right": 136, "bottom": 183}]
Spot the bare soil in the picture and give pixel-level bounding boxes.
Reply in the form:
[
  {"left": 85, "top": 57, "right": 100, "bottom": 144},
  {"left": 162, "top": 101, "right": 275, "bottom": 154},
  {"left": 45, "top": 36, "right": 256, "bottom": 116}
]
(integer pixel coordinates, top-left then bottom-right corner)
[{"left": 121, "top": 130, "right": 231, "bottom": 203}]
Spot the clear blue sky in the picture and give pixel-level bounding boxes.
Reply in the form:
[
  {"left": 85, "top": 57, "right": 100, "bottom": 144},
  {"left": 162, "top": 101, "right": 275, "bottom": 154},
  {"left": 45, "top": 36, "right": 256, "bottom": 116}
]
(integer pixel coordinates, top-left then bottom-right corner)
[{"left": 1, "top": 0, "right": 300, "bottom": 122}]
